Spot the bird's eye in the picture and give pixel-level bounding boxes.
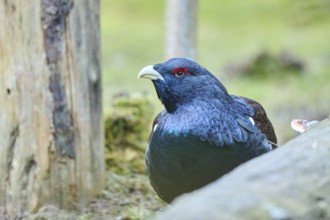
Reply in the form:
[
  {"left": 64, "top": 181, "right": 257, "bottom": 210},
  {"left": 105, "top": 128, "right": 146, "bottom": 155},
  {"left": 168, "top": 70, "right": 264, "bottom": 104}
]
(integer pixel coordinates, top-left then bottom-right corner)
[
  {"left": 175, "top": 71, "right": 185, "bottom": 77},
  {"left": 171, "top": 68, "right": 190, "bottom": 77}
]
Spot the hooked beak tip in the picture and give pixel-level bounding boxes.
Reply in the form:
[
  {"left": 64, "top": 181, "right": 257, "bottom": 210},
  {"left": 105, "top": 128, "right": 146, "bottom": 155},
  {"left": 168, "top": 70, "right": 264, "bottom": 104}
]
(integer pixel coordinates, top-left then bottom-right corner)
[{"left": 137, "top": 65, "right": 164, "bottom": 81}]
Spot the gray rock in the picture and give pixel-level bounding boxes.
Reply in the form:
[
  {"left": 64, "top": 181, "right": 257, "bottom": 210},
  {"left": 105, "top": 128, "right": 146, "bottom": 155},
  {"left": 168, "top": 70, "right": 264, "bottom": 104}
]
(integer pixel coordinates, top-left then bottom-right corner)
[{"left": 157, "top": 117, "right": 330, "bottom": 220}]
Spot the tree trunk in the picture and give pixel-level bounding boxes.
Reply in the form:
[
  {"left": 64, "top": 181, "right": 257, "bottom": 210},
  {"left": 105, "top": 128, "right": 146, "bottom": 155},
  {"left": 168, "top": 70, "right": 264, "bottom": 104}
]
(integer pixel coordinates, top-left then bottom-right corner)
[
  {"left": 158, "top": 118, "right": 330, "bottom": 220},
  {"left": 0, "top": 0, "right": 104, "bottom": 217},
  {"left": 165, "top": 0, "right": 198, "bottom": 60}
]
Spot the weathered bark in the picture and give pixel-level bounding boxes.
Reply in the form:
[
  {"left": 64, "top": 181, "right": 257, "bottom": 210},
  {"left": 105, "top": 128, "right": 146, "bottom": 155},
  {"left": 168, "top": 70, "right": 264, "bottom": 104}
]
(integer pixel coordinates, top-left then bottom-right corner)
[
  {"left": 158, "top": 118, "right": 330, "bottom": 220},
  {"left": 0, "top": 0, "right": 104, "bottom": 216},
  {"left": 165, "top": 0, "right": 198, "bottom": 60}
]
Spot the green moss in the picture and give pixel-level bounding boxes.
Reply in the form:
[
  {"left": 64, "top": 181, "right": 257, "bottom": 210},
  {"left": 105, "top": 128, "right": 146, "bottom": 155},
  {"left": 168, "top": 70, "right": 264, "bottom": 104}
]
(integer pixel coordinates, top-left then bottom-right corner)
[{"left": 104, "top": 93, "right": 154, "bottom": 174}]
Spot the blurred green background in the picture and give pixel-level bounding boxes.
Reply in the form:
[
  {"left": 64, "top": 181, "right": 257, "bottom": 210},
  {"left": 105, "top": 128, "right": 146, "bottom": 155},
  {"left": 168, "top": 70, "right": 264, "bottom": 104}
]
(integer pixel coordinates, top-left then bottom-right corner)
[{"left": 101, "top": 0, "right": 330, "bottom": 144}]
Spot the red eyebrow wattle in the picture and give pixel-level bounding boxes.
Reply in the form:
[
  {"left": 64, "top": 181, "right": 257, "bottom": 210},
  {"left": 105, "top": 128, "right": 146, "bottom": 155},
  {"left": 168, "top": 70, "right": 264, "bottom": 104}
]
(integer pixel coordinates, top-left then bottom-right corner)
[{"left": 172, "top": 68, "right": 189, "bottom": 74}]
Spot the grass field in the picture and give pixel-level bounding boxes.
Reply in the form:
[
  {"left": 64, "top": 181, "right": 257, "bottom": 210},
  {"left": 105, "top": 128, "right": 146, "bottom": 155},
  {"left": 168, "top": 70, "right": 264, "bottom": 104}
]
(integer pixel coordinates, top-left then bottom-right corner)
[{"left": 97, "top": 0, "right": 330, "bottom": 219}]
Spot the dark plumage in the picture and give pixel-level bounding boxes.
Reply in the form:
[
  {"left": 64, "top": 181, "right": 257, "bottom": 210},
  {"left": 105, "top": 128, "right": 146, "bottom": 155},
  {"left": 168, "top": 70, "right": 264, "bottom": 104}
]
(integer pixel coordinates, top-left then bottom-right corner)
[{"left": 138, "top": 58, "right": 277, "bottom": 203}]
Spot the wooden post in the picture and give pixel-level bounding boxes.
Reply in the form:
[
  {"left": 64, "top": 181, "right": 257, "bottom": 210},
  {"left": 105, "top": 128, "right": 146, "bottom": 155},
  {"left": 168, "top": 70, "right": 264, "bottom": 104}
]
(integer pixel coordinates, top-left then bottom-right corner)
[
  {"left": 165, "top": 0, "right": 198, "bottom": 60},
  {"left": 0, "top": 0, "right": 104, "bottom": 216}
]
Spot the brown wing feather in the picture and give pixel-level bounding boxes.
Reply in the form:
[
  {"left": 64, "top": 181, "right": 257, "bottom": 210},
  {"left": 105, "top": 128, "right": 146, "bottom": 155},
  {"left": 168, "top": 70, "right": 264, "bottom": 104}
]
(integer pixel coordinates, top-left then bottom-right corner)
[{"left": 236, "top": 96, "right": 277, "bottom": 149}]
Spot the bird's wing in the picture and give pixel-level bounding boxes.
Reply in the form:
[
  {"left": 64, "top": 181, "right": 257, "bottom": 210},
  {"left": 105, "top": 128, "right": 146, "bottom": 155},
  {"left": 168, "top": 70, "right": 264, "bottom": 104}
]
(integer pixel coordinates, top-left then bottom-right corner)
[
  {"left": 148, "top": 109, "right": 167, "bottom": 142},
  {"left": 232, "top": 95, "right": 277, "bottom": 149}
]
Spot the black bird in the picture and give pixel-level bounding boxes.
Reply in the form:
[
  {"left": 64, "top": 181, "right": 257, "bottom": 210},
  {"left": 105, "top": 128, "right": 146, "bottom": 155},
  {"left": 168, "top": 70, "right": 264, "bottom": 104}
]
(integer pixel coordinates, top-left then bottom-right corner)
[{"left": 138, "top": 58, "right": 277, "bottom": 203}]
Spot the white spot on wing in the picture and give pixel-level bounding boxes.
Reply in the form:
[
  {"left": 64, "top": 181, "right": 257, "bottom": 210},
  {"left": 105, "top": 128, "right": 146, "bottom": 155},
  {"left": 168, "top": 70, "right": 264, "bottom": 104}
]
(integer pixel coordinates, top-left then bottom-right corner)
[
  {"left": 249, "top": 117, "right": 255, "bottom": 126},
  {"left": 153, "top": 123, "right": 158, "bottom": 132}
]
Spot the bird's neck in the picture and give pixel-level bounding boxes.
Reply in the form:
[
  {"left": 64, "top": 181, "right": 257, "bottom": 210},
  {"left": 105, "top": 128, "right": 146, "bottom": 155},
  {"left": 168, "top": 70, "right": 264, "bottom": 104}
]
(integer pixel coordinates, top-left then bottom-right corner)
[
  {"left": 158, "top": 98, "right": 231, "bottom": 140},
  {"left": 164, "top": 91, "right": 233, "bottom": 114},
  {"left": 155, "top": 77, "right": 233, "bottom": 113},
  {"left": 158, "top": 93, "right": 179, "bottom": 113}
]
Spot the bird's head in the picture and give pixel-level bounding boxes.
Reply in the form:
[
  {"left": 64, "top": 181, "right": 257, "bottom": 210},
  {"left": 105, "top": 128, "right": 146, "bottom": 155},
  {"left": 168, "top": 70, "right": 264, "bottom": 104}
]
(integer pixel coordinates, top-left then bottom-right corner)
[{"left": 138, "top": 58, "right": 230, "bottom": 113}]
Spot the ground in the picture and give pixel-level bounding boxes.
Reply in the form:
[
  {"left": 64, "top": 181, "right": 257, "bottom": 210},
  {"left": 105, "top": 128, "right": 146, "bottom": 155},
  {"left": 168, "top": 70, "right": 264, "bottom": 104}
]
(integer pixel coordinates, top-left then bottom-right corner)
[{"left": 32, "top": 173, "right": 165, "bottom": 220}]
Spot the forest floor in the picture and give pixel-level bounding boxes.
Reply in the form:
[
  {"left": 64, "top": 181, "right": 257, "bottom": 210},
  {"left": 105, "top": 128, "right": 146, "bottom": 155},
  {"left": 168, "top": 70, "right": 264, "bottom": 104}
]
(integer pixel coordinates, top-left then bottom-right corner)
[{"left": 32, "top": 173, "right": 165, "bottom": 220}]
